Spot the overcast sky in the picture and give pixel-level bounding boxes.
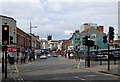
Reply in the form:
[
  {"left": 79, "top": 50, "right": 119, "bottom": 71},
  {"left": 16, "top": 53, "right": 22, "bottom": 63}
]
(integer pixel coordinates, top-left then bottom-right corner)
[{"left": 0, "top": 0, "right": 119, "bottom": 40}]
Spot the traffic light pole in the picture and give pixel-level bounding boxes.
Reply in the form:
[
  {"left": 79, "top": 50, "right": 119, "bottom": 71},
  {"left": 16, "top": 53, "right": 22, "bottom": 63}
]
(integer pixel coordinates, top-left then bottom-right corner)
[
  {"left": 108, "top": 43, "right": 110, "bottom": 71},
  {"left": 88, "top": 45, "right": 90, "bottom": 67},
  {"left": 2, "top": 51, "right": 4, "bottom": 73},
  {"left": 2, "top": 46, "right": 7, "bottom": 78},
  {"left": 5, "top": 46, "right": 7, "bottom": 78}
]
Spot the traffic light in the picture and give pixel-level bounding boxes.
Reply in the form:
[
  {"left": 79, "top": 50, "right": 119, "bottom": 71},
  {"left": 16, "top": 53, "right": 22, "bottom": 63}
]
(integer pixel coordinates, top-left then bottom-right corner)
[
  {"left": 94, "top": 45, "right": 99, "bottom": 49},
  {"left": 2, "top": 25, "right": 9, "bottom": 45},
  {"left": 10, "top": 36, "right": 13, "bottom": 45},
  {"left": 88, "top": 40, "right": 94, "bottom": 47},
  {"left": 82, "top": 36, "right": 89, "bottom": 46},
  {"left": 103, "top": 36, "right": 107, "bottom": 43},
  {"left": 109, "top": 26, "right": 114, "bottom": 43},
  {"left": 82, "top": 37, "right": 86, "bottom": 45}
]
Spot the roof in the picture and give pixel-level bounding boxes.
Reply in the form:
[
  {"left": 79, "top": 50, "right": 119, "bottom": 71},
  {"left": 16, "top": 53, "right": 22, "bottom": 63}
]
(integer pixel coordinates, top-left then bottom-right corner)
[{"left": 0, "top": 15, "right": 16, "bottom": 22}]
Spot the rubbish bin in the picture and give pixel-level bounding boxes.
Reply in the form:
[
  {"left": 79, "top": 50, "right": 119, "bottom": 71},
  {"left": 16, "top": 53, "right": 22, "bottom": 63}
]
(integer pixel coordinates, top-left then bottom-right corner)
[{"left": 10, "top": 57, "right": 14, "bottom": 64}]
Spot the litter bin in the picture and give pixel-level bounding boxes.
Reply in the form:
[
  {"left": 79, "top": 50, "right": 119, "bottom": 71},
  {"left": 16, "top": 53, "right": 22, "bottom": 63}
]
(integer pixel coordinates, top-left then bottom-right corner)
[{"left": 10, "top": 57, "right": 14, "bottom": 64}]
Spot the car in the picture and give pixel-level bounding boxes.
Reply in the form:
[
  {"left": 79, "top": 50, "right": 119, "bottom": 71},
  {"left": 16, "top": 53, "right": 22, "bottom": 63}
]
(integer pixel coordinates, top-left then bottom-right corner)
[
  {"left": 70, "top": 53, "right": 73, "bottom": 59},
  {"left": 47, "top": 54, "right": 51, "bottom": 58},
  {"left": 40, "top": 55, "right": 47, "bottom": 59},
  {"left": 53, "top": 54, "right": 58, "bottom": 57}
]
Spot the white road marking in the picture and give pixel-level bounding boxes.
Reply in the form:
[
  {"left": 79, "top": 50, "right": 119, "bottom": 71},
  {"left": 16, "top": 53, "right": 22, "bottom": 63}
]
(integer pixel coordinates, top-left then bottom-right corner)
[
  {"left": 74, "top": 77, "right": 86, "bottom": 80},
  {"left": 86, "top": 75, "right": 96, "bottom": 77}
]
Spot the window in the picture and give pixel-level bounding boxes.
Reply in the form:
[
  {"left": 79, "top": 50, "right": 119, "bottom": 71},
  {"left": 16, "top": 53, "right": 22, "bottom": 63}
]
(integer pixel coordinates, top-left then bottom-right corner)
[
  {"left": 118, "top": 36, "right": 120, "bottom": 38},
  {"left": 91, "top": 34, "right": 96, "bottom": 37}
]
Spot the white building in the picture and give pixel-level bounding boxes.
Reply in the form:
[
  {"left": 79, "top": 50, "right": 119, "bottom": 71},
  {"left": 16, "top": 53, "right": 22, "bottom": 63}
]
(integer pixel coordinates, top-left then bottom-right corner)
[
  {"left": 48, "top": 40, "right": 58, "bottom": 51},
  {"left": 40, "top": 39, "right": 48, "bottom": 49}
]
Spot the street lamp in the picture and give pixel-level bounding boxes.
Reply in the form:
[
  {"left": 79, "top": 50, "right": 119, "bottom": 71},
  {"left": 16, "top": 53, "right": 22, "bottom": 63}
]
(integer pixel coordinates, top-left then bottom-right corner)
[
  {"left": 29, "top": 22, "right": 37, "bottom": 61},
  {"left": 30, "top": 22, "right": 37, "bottom": 49}
]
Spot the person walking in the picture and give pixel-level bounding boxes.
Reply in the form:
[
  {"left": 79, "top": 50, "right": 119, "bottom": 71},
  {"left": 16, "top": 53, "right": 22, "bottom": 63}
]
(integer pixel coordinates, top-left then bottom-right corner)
[
  {"left": 21, "top": 54, "right": 23, "bottom": 63},
  {"left": 27, "top": 52, "right": 30, "bottom": 62},
  {"left": 23, "top": 53, "right": 26, "bottom": 63},
  {"left": 78, "top": 49, "right": 81, "bottom": 61}
]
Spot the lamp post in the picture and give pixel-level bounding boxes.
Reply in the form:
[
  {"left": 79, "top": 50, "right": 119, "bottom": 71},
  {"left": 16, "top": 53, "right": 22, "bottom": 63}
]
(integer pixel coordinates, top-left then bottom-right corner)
[{"left": 30, "top": 22, "right": 37, "bottom": 61}]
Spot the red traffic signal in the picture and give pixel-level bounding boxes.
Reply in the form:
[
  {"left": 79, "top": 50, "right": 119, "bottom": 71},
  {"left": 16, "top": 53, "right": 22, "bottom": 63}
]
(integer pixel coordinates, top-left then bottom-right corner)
[{"left": 2, "top": 25, "right": 9, "bottom": 45}]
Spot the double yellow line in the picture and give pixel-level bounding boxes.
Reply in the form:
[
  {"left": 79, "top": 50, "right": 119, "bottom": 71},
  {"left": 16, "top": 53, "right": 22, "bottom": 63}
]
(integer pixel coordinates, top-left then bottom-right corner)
[
  {"left": 14, "top": 64, "right": 24, "bottom": 82},
  {"left": 96, "top": 72, "right": 120, "bottom": 78},
  {"left": 77, "top": 61, "right": 80, "bottom": 69}
]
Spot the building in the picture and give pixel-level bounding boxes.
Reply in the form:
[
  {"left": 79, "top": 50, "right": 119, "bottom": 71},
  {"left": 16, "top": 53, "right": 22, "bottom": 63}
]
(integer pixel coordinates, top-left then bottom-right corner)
[
  {"left": 72, "top": 30, "right": 80, "bottom": 50},
  {"left": 0, "top": 15, "right": 17, "bottom": 61},
  {"left": 48, "top": 40, "right": 58, "bottom": 51},
  {"left": 80, "top": 23, "right": 98, "bottom": 32},
  {"left": 0, "top": 15, "right": 41, "bottom": 62},
  {"left": 40, "top": 39, "right": 48, "bottom": 49},
  {"left": 80, "top": 26, "right": 107, "bottom": 51}
]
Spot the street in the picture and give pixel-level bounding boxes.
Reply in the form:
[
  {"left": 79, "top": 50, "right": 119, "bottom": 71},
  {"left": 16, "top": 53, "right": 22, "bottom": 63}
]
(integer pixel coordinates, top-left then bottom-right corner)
[{"left": 5, "top": 55, "right": 119, "bottom": 82}]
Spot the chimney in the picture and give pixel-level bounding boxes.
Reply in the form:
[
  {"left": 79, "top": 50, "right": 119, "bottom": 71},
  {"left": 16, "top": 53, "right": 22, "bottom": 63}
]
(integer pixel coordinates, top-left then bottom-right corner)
[
  {"left": 84, "top": 29, "right": 88, "bottom": 33},
  {"left": 35, "top": 36, "right": 39, "bottom": 40},
  {"left": 84, "top": 23, "right": 89, "bottom": 26},
  {"left": 75, "top": 30, "right": 79, "bottom": 33},
  {"left": 97, "top": 26, "right": 104, "bottom": 32}
]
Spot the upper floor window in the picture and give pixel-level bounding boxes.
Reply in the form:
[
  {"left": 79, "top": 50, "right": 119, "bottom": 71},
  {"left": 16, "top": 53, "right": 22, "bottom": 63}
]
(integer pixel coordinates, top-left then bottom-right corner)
[
  {"left": 91, "top": 34, "right": 96, "bottom": 37},
  {"left": 118, "top": 36, "right": 120, "bottom": 38}
]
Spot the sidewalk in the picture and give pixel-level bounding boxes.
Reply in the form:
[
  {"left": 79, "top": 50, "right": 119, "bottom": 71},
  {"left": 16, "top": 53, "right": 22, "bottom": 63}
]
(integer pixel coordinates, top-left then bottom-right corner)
[
  {"left": 67, "top": 57, "right": 120, "bottom": 76},
  {"left": 1, "top": 58, "right": 38, "bottom": 82},
  {"left": 83, "top": 61, "right": 120, "bottom": 77}
]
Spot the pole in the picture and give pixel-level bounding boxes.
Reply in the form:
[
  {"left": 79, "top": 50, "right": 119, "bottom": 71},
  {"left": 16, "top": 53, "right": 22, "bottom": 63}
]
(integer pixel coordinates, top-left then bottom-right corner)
[
  {"left": 88, "top": 45, "right": 90, "bottom": 67},
  {"left": 108, "top": 43, "right": 110, "bottom": 71},
  {"left": 100, "top": 45, "right": 102, "bottom": 65},
  {"left": 30, "top": 22, "right": 31, "bottom": 49},
  {"left": 2, "top": 51, "right": 4, "bottom": 73},
  {"left": 2, "top": 46, "right": 7, "bottom": 78},
  {"left": 5, "top": 46, "right": 7, "bottom": 78},
  {"left": 30, "top": 22, "right": 32, "bottom": 62}
]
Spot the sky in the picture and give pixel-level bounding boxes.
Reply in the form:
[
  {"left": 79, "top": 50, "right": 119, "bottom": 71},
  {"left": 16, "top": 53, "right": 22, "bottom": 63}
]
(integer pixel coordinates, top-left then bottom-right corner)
[{"left": 0, "top": 0, "right": 119, "bottom": 40}]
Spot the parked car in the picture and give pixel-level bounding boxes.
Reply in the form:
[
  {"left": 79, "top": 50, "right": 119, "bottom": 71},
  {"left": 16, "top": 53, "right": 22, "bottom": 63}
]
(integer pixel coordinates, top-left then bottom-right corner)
[
  {"left": 47, "top": 54, "right": 51, "bottom": 58},
  {"left": 40, "top": 55, "right": 47, "bottom": 59},
  {"left": 70, "top": 53, "right": 73, "bottom": 59}
]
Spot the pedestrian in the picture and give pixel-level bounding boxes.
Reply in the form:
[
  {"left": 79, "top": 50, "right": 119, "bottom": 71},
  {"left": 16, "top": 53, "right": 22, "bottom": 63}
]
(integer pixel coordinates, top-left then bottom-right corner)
[
  {"left": 70, "top": 53, "right": 73, "bottom": 59},
  {"left": 27, "top": 52, "right": 30, "bottom": 62},
  {"left": 8, "top": 54, "right": 10, "bottom": 63},
  {"left": 24, "top": 53, "right": 26, "bottom": 63},
  {"left": 78, "top": 49, "right": 81, "bottom": 61},
  {"left": 21, "top": 55, "right": 23, "bottom": 63}
]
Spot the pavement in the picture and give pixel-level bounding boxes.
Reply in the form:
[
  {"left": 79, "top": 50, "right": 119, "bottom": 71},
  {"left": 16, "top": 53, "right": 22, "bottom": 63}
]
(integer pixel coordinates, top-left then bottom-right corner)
[
  {"left": 69, "top": 57, "right": 120, "bottom": 76},
  {"left": 1, "top": 55, "right": 120, "bottom": 81}
]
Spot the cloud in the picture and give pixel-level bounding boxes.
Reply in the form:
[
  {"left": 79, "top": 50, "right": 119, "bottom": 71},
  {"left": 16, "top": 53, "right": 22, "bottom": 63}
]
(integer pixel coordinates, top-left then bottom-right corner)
[
  {"left": 1, "top": 1, "right": 118, "bottom": 40},
  {"left": 64, "top": 30, "right": 73, "bottom": 35}
]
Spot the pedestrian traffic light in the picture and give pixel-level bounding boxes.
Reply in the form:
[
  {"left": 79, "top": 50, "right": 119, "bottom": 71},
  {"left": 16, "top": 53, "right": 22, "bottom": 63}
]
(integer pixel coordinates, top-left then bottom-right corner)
[
  {"left": 10, "top": 36, "right": 13, "bottom": 45},
  {"left": 109, "top": 26, "right": 114, "bottom": 43},
  {"left": 103, "top": 36, "right": 107, "bottom": 43},
  {"left": 2, "top": 25, "right": 9, "bottom": 45}
]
